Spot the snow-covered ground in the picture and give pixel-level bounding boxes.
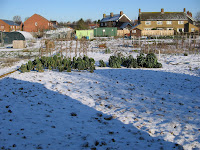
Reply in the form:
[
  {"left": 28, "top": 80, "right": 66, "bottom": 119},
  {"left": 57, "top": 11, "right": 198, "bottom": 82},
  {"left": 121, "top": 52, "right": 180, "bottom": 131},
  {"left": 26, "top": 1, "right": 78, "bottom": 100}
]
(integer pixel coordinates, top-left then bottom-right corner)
[{"left": 0, "top": 39, "right": 200, "bottom": 150}]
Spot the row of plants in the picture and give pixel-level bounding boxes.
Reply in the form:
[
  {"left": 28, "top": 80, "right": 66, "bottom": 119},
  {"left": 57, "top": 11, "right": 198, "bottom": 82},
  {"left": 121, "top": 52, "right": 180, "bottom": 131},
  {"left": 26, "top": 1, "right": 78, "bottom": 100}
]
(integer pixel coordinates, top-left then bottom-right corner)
[
  {"left": 99, "top": 53, "right": 162, "bottom": 68},
  {"left": 20, "top": 55, "right": 95, "bottom": 73}
]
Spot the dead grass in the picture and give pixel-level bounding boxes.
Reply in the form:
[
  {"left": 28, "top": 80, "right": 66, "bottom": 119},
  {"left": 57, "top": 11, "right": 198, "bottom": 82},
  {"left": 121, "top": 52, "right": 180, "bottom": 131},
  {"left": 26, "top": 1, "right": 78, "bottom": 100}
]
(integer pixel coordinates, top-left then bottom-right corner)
[{"left": 0, "top": 58, "right": 21, "bottom": 68}]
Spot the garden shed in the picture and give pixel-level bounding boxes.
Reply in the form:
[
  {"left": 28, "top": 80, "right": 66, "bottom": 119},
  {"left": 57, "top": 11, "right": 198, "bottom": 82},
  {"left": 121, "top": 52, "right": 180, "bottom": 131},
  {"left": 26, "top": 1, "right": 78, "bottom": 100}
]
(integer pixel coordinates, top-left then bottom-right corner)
[
  {"left": 76, "top": 30, "right": 94, "bottom": 39},
  {"left": 94, "top": 27, "right": 117, "bottom": 37},
  {"left": 2, "top": 31, "right": 33, "bottom": 44}
]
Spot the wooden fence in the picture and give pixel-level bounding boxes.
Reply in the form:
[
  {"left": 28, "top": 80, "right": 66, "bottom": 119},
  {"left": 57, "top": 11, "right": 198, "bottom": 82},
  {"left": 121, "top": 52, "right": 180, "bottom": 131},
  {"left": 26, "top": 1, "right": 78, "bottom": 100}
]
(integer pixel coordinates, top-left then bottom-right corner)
[
  {"left": 141, "top": 30, "right": 174, "bottom": 36},
  {"left": 117, "top": 30, "right": 130, "bottom": 37}
]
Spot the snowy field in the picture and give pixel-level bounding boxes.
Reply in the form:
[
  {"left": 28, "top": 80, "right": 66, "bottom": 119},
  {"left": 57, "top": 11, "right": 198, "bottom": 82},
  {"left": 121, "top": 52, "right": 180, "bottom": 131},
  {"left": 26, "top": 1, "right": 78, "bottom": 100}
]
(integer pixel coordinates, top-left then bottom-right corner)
[{"left": 0, "top": 39, "right": 200, "bottom": 150}]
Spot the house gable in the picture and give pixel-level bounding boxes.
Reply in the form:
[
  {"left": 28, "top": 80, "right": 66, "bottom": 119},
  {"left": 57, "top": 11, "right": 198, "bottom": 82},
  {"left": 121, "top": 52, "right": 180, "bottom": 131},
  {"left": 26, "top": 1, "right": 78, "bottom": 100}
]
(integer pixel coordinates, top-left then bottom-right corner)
[
  {"left": 100, "top": 11, "right": 132, "bottom": 29},
  {"left": 23, "top": 14, "right": 53, "bottom": 32}
]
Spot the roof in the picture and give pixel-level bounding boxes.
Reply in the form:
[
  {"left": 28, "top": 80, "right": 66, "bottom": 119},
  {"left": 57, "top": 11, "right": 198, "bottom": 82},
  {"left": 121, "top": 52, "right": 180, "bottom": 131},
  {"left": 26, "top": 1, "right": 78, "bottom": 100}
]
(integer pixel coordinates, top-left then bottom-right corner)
[
  {"left": 101, "top": 14, "right": 132, "bottom": 22},
  {"left": 25, "top": 14, "right": 50, "bottom": 23},
  {"left": 120, "top": 22, "right": 133, "bottom": 29},
  {"left": 17, "top": 31, "right": 34, "bottom": 40},
  {"left": 139, "top": 12, "right": 188, "bottom": 21},
  {"left": 1, "top": 19, "right": 20, "bottom": 26},
  {"left": 131, "top": 24, "right": 141, "bottom": 30}
]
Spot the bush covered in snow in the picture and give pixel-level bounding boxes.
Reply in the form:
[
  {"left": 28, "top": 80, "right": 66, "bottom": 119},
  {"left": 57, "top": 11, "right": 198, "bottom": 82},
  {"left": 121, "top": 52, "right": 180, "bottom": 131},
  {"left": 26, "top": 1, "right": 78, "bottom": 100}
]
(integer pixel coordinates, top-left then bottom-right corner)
[
  {"left": 19, "top": 55, "right": 95, "bottom": 73},
  {"left": 99, "top": 60, "right": 106, "bottom": 67},
  {"left": 107, "top": 53, "right": 162, "bottom": 68}
]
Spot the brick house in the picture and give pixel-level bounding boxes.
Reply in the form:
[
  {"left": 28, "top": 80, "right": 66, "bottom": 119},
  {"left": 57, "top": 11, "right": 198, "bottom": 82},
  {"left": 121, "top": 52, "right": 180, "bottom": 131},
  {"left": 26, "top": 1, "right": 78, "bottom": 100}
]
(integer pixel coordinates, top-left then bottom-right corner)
[
  {"left": 136, "top": 8, "right": 199, "bottom": 33},
  {"left": 23, "top": 14, "right": 54, "bottom": 32},
  {"left": 100, "top": 11, "right": 133, "bottom": 30},
  {"left": 0, "top": 19, "right": 21, "bottom": 32}
]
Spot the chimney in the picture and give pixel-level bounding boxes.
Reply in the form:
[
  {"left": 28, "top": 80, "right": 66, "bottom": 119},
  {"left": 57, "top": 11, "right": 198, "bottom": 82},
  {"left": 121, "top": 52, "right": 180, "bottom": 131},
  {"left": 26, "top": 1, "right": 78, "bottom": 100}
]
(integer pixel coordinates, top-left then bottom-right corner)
[
  {"left": 139, "top": 8, "right": 141, "bottom": 14},
  {"left": 187, "top": 11, "right": 192, "bottom": 17},
  {"left": 183, "top": 8, "right": 186, "bottom": 13},
  {"left": 161, "top": 8, "right": 164, "bottom": 14},
  {"left": 120, "top": 11, "right": 123, "bottom": 16},
  {"left": 103, "top": 14, "right": 106, "bottom": 18},
  {"left": 110, "top": 12, "right": 113, "bottom": 17}
]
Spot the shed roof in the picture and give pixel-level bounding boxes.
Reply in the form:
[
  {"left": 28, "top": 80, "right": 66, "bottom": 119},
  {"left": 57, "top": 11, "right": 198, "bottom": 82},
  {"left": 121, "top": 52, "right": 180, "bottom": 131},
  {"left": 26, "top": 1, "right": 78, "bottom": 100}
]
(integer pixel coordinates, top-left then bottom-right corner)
[
  {"left": 101, "top": 14, "right": 132, "bottom": 22},
  {"left": 1, "top": 19, "right": 20, "bottom": 26},
  {"left": 17, "top": 31, "right": 34, "bottom": 40},
  {"left": 139, "top": 12, "right": 188, "bottom": 21},
  {"left": 120, "top": 22, "right": 133, "bottom": 29}
]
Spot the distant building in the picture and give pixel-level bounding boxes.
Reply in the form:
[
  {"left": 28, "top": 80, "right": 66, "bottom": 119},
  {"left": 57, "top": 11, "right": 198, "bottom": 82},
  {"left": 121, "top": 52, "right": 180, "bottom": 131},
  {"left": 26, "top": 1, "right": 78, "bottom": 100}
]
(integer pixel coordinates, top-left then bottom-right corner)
[
  {"left": 100, "top": 11, "right": 133, "bottom": 30},
  {"left": 23, "top": 14, "right": 54, "bottom": 32},
  {"left": 135, "top": 8, "right": 199, "bottom": 33},
  {"left": 0, "top": 19, "right": 21, "bottom": 32},
  {"left": 88, "top": 24, "right": 99, "bottom": 29},
  {"left": 50, "top": 21, "right": 59, "bottom": 28}
]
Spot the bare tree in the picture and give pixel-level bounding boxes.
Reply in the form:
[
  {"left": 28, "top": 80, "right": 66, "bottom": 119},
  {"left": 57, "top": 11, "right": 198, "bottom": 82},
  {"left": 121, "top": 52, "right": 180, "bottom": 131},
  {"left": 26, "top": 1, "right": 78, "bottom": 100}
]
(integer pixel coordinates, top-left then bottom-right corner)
[
  {"left": 195, "top": 11, "right": 200, "bottom": 21},
  {"left": 13, "top": 15, "right": 22, "bottom": 24},
  {"left": 24, "top": 17, "right": 30, "bottom": 22}
]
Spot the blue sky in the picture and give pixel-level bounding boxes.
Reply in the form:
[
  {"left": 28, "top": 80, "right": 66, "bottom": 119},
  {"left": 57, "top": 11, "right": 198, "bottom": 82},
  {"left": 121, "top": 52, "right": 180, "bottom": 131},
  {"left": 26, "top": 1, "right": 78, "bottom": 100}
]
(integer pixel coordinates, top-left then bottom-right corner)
[{"left": 1, "top": 0, "right": 200, "bottom": 22}]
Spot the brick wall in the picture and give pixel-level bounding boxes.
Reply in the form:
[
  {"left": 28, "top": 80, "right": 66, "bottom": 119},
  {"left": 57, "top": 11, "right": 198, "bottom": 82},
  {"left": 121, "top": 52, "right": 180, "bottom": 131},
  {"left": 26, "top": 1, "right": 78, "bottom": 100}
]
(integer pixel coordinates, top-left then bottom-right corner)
[
  {"left": 0, "top": 20, "right": 10, "bottom": 32},
  {"left": 23, "top": 14, "right": 53, "bottom": 32}
]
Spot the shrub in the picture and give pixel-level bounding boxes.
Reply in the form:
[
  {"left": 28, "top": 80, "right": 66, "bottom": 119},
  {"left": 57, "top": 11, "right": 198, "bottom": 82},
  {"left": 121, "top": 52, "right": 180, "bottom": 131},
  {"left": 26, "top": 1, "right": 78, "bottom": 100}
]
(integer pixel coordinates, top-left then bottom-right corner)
[
  {"left": 99, "top": 60, "right": 106, "bottom": 67},
  {"left": 125, "top": 55, "right": 137, "bottom": 68},
  {"left": 19, "top": 56, "right": 95, "bottom": 73},
  {"left": 27, "top": 61, "right": 33, "bottom": 71},
  {"left": 58, "top": 65, "right": 64, "bottom": 72},
  {"left": 137, "top": 53, "right": 146, "bottom": 67},
  {"left": 109, "top": 56, "right": 121, "bottom": 68},
  {"left": 20, "top": 64, "right": 28, "bottom": 73},
  {"left": 83, "top": 55, "right": 90, "bottom": 69},
  {"left": 184, "top": 53, "right": 188, "bottom": 56},
  {"left": 36, "top": 63, "right": 44, "bottom": 72},
  {"left": 145, "top": 53, "right": 158, "bottom": 68}
]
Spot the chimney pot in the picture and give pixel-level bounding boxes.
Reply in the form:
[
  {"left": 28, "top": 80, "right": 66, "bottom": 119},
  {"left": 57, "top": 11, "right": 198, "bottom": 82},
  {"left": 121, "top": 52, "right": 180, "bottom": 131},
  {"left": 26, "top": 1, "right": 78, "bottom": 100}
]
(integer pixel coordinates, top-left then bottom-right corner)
[
  {"left": 183, "top": 8, "right": 186, "bottom": 13},
  {"left": 161, "top": 8, "right": 164, "bottom": 14},
  {"left": 103, "top": 14, "right": 106, "bottom": 18},
  {"left": 120, "top": 11, "right": 123, "bottom": 16},
  {"left": 139, "top": 8, "right": 141, "bottom": 14},
  {"left": 110, "top": 12, "right": 113, "bottom": 17}
]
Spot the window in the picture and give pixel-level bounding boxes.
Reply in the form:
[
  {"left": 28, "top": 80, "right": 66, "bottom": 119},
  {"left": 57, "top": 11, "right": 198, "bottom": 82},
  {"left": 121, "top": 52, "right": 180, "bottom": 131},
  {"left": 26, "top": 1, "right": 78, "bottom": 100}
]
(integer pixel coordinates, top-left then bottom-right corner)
[
  {"left": 157, "top": 21, "right": 163, "bottom": 25},
  {"left": 105, "top": 23, "right": 107, "bottom": 26},
  {"left": 177, "top": 28, "right": 184, "bottom": 32},
  {"left": 144, "top": 28, "right": 151, "bottom": 30},
  {"left": 100, "top": 23, "right": 103, "bottom": 26},
  {"left": 157, "top": 28, "right": 163, "bottom": 30},
  {"left": 113, "top": 22, "right": 116, "bottom": 26},
  {"left": 35, "top": 22, "right": 38, "bottom": 26},
  {"left": 145, "top": 21, "right": 151, "bottom": 25},
  {"left": 132, "top": 30, "right": 136, "bottom": 33},
  {"left": 191, "top": 28, "right": 195, "bottom": 32},
  {"left": 1, "top": 26, "right": 4, "bottom": 29},
  {"left": 166, "top": 21, "right": 172, "bottom": 25},
  {"left": 178, "top": 21, "right": 184, "bottom": 24},
  {"left": 167, "top": 28, "right": 173, "bottom": 30}
]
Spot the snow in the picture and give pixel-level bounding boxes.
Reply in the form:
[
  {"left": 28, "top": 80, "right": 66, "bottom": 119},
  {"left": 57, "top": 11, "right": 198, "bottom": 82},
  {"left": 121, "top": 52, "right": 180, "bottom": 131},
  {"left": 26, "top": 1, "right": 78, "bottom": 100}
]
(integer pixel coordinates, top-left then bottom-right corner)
[
  {"left": 0, "top": 39, "right": 200, "bottom": 150},
  {"left": 17, "top": 31, "right": 34, "bottom": 40}
]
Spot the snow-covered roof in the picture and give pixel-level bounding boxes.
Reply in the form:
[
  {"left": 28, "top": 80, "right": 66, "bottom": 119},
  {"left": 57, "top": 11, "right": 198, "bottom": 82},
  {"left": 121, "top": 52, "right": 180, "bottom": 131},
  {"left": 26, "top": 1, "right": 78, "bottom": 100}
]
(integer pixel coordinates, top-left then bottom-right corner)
[
  {"left": 46, "top": 27, "right": 73, "bottom": 34},
  {"left": 101, "top": 14, "right": 132, "bottom": 23},
  {"left": 16, "top": 31, "right": 34, "bottom": 40},
  {"left": 120, "top": 22, "right": 133, "bottom": 29}
]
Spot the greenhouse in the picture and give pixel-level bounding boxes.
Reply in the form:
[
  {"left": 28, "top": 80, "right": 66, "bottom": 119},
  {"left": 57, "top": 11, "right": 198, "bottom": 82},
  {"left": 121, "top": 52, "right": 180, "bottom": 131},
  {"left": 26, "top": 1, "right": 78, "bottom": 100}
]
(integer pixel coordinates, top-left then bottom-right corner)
[{"left": 1, "top": 31, "right": 34, "bottom": 44}]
